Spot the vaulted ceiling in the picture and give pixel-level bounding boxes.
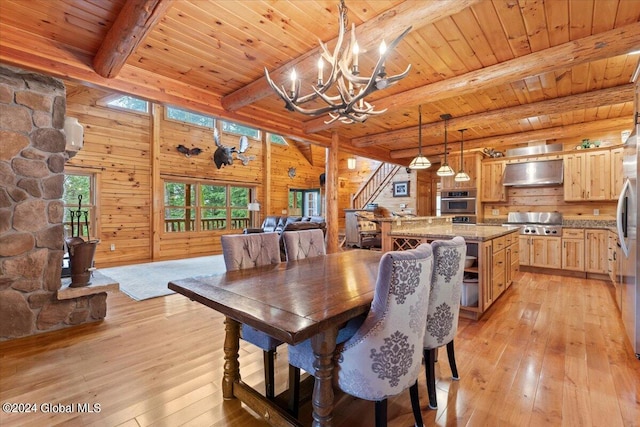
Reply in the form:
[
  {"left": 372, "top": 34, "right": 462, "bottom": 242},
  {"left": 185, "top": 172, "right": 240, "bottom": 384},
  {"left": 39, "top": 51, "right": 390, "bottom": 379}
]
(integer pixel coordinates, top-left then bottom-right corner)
[{"left": 1, "top": 0, "right": 639, "bottom": 167}]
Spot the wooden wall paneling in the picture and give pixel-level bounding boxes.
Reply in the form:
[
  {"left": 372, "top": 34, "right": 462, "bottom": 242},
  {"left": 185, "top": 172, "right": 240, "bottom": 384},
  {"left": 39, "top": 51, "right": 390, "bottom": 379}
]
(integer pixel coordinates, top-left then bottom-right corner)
[
  {"left": 481, "top": 186, "right": 616, "bottom": 220},
  {"left": 151, "top": 103, "right": 162, "bottom": 260},
  {"left": 370, "top": 168, "right": 417, "bottom": 215},
  {"left": 67, "top": 92, "right": 152, "bottom": 267}
]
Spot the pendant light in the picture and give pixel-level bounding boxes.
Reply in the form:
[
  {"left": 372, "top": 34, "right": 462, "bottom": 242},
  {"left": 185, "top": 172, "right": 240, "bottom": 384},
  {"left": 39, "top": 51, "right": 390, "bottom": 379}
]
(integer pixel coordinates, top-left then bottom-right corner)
[
  {"left": 436, "top": 113, "right": 455, "bottom": 176},
  {"left": 409, "top": 105, "right": 431, "bottom": 170},
  {"left": 454, "top": 128, "right": 471, "bottom": 182}
]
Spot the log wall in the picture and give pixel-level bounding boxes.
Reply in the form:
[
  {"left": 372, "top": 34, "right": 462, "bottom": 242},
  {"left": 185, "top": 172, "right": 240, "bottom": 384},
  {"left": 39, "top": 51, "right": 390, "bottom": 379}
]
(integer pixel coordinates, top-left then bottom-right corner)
[{"left": 66, "top": 86, "right": 323, "bottom": 267}]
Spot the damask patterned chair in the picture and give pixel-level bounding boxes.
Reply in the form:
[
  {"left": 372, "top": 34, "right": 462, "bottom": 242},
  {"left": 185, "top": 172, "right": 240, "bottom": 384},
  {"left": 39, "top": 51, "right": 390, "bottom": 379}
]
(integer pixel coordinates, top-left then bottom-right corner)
[
  {"left": 422, "top": 236, "right": 466, "bottom": 410},
  {"left": 220, "top": 232, "right": 285, "bottom": 399},
  {"left": 288, "top": 243, "right": 434, "bottom": 427},
  {"left": 282, "top": 228, "right": 326, "bottom": 261}
]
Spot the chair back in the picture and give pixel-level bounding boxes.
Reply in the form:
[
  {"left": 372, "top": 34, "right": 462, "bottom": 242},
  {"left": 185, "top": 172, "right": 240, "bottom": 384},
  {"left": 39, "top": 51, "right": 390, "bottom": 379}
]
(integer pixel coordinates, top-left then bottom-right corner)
[
  {"left": 221, "top": 232, "right": 281, "bottom": 271},
  {"left": 424, "top": 236, "right": 466, "bottom": 349},
  {"left": 282, "top": 229, "right": 326, "bottom": 261},
  {"left": 261, "top": 216, "right": 280, "bottom": 233},
  {"left": 334, "top": 243, "right": 433, "bottom": 401}
]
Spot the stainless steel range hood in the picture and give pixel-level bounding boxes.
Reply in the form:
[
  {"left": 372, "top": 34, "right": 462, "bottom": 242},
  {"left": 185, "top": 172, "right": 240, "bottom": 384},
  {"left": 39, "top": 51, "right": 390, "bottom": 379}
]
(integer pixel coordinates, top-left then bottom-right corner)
[{"left": 502, "top": 159, "right": 564, "bottom": 187}]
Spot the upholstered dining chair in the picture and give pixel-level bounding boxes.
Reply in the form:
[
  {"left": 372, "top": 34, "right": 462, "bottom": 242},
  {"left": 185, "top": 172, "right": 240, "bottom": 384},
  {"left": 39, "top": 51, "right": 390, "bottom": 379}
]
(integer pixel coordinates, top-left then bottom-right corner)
[
  {"left": 281, "top": 228, "right": 326, "bottom": 415},
  {"left": 288, "top": 243, "right": 434, "bottom": 427},
  {"left": 220, "top": 232, "right": 285, "bottom": 399},
  {"left": 422, "top": 236, "right": 466, "bottom": 410},
  {"left": 282, "top": 228, "right": 326, "bottom": 261}
]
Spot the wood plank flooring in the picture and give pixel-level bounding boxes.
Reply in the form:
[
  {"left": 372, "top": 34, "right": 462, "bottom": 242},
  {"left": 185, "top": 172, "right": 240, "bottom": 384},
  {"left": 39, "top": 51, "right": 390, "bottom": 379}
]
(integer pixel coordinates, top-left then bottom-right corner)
[{"left": 1, "top": 271, "right": 639, "bottom": 426}]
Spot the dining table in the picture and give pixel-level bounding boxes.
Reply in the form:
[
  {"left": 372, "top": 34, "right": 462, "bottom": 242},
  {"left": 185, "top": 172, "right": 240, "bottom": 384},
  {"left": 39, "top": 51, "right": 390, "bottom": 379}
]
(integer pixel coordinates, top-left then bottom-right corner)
[{"left": 168, "top": 249, "right": 383, "bottom": 427}]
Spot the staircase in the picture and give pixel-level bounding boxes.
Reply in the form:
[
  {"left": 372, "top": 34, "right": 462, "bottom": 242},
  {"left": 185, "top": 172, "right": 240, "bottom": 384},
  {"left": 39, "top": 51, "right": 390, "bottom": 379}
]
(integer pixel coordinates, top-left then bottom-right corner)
[{"left": 352, "top": 163, "right": 401, "bottom": 209}]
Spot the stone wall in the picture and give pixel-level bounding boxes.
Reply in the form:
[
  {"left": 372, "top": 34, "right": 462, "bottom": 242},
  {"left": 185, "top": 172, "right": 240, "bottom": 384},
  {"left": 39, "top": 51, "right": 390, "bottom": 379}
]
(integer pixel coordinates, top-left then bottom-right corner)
[{"left": 0, "top": 65, "right": 106, "bottom": 341}]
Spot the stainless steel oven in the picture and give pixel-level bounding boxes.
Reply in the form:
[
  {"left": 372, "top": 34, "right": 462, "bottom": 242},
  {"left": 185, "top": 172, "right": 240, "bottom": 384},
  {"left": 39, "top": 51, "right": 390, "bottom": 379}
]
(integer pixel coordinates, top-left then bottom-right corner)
[{"left": 441, "top": 189, "right": 477, "bottom": 214}]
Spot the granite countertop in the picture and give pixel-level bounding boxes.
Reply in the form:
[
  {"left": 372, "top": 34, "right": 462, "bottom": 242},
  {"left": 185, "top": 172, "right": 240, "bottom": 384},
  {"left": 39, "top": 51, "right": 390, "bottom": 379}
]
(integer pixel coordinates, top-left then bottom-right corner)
[{"left": 388, "top": 224, "right": 518, "bottom": 242}]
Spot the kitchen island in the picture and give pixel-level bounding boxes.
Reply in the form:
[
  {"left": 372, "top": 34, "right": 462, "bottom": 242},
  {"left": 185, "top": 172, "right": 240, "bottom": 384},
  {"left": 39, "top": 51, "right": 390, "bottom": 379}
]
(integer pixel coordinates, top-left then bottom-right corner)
[{"left": 378, "top": 217, "right": 519, "bottom": 319}]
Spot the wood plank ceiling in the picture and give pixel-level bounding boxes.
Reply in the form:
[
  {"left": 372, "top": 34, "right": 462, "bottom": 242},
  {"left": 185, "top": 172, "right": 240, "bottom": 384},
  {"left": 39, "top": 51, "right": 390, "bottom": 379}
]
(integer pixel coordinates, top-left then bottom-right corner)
[{"left": 1, "top": 0, "right": 639, "bottom": 167}]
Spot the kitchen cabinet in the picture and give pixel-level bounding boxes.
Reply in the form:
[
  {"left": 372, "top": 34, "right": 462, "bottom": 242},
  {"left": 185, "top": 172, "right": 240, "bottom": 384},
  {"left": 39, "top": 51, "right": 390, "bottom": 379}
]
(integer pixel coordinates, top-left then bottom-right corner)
[
  {"left": 505, "top": 232, "right": 519, "bottom": 289},
  {"left": 611, "top": 146, "right": 624, "bottom": 198},
  {"left": 562, "top": 228, "right": 585, "bottom": 271},
  {"left": 441, "top": 152, "right": 480, "bottom": 190},
  {"left": 519, "top": 235, "right": 561, "bottom": 269},
  {"left": 480, "top": 160, "right": 506, "bottom": 202},
  {"left": 563, "top": 150, "right": 611, "bottom": 201},
  {"left": 585, "top": 229, "right": 608, "bottom": 274}
]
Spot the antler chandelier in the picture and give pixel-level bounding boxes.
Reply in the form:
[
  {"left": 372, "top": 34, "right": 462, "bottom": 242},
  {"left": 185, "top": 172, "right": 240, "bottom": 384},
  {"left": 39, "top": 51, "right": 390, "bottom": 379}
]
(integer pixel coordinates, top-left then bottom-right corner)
[{"left": 264, "top": 0, "right": 411, "bottom": 125}]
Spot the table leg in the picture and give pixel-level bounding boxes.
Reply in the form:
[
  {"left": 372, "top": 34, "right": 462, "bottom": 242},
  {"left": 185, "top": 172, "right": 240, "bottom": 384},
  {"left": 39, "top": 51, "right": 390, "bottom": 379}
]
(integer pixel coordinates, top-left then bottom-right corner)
[
  {"left": 310, "top": 326, "right": 338, "bottom": 427},
  {"left": 223, "top": 316, "right": 241, "bottom": 399}
]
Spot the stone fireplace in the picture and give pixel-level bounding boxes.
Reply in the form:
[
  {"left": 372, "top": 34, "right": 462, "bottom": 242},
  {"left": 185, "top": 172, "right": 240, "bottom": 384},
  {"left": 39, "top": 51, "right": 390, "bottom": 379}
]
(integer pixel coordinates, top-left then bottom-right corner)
[{"left": 0, "top": 65, "right": 109, "bottom": 341}]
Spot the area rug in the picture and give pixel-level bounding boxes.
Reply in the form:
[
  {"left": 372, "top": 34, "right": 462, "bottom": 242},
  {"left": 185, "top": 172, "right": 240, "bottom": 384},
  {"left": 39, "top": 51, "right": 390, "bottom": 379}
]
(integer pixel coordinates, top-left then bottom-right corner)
[{"left": 99, "top": 255, "right": 226, "bottom": 301}]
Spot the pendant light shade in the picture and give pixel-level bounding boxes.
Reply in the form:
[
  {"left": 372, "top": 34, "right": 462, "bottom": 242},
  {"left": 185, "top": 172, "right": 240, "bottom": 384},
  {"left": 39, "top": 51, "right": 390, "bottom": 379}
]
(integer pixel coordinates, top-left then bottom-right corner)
[
  {"left": 409, "top": 105, "right": 431, "bottom": 170},
  {"left": 436, "top": 113, "right": 455, "bottom": 177},
  {"left": 454, "top": 128, "right": 471, "bottom": 182}
]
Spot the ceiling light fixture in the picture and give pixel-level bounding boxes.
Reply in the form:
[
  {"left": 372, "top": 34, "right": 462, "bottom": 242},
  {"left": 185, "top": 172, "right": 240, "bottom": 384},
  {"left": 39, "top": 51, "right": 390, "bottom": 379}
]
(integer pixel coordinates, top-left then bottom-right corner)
[
  {"left": 454, "top": 129, "right": 471, "bottom": 182},
  {"left": 264, "top": 0, "right": 411, "bottom": 125},
  {"left": 436, "top": 113, "right": 455, "bottom": 177},
  {"left": 409, "top": 105, "right": 431, "bottom": 170}
]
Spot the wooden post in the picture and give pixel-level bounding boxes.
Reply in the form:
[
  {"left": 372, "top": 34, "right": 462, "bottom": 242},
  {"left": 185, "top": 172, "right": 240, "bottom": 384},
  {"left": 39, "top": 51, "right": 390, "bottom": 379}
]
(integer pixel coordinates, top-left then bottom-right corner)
[
  {"left": 325, "top": 131, "right": 339, "bottom": 254},
  {"left": 151, "top": 103, "right": 162, "bottom": 260}
]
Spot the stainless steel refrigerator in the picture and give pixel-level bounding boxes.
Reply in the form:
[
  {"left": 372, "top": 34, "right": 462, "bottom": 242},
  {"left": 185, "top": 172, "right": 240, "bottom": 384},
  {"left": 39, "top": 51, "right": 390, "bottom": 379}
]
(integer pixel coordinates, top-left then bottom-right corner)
[{"left": 617, "top": 115, "right": 640, "bottom": 359}]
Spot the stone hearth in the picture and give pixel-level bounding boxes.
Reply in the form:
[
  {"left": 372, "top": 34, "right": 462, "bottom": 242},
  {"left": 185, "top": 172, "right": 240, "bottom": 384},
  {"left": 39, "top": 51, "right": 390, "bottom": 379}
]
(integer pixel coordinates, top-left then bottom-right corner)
[{"left": 0, "top": 65, "right": 109, "bottom": 340}]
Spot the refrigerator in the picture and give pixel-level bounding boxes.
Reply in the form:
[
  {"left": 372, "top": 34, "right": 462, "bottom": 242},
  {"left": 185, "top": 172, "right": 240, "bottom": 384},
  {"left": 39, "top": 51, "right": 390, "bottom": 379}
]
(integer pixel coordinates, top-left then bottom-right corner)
[{"left": 617, "top": 115, "right": 640, "bottom": 360}]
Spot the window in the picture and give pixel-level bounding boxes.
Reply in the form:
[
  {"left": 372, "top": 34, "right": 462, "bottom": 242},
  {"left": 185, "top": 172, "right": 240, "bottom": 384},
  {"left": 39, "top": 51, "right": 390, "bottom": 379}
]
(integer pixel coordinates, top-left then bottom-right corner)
[
  {"left": 164, "top": 180, "right": 253, "bottom": 233},
  {"left": 63, "top": 173, "right": 96, "bottom": 238},
  {"left": 105, "top": 95, "right": 148, "bottom": 113},
  {"left": 222, "top": 121, "right": 260, "bottom": 140},
  {"left": 269, "top": 133, "right": 288, "bottom": 145},
  {"left": 166, "top": 106, "right": 215, "bottom": 128}
]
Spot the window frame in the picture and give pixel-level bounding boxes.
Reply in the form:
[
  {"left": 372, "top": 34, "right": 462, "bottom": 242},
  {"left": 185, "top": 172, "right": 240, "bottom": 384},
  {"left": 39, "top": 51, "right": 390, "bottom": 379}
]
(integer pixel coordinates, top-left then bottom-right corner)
[
  {"left": 63, "top": 171, "right": 98, "bottom": 239},
  {"left": 100, "top": 94, "right": 149, "bottom": 114},
  {"left": 165, "top": 106, "right": 216, "bottom": 129},
  {"left": 163, "top": 179, "right": 255, "bottom": 234}
]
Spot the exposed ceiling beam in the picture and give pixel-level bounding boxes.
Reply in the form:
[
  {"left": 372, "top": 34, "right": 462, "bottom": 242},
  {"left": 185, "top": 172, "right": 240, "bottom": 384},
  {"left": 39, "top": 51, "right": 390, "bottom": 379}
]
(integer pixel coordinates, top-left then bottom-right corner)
[
  {"left": 389, "top": 116, "right": 634, "bottom": 161},
  {"left": 0, "top": 26, "right": 331, "bottom": 147},
  {"left": 93, "top": 0, "right": 175, "bottom": 78},
  {"left": 221, "top": 0, "right": 481, "bottom": 112},
  {"left": 353, "top": 84, "right": 636, "bottom": 147},
  {"left": 303, "top": 22, "right": 640, "bottom": 134}
]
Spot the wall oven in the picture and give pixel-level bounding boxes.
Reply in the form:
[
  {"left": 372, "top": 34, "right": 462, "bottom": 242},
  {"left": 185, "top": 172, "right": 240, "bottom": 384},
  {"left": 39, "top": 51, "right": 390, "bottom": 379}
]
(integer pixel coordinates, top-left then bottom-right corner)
[{"left": 441, "top": 189, "right": 477, "bottom": 214}]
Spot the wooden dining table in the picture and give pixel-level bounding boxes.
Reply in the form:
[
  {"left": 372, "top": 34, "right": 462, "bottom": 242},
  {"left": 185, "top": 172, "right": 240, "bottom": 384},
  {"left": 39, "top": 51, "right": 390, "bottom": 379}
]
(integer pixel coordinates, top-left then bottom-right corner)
[{"left": 168, "top": 249, "right": 383, "bottom": 427}]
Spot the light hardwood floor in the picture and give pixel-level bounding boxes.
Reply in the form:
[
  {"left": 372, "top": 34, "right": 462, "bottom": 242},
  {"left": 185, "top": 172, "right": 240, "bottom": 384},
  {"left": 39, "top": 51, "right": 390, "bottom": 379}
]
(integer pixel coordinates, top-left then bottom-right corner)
[{"left": 1, "top": 271, "right": 639, "bottom": 427}]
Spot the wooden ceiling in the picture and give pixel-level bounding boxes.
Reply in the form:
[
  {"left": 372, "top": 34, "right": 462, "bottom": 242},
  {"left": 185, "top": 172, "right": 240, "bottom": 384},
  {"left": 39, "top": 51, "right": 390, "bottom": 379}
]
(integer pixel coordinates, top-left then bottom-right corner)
[{"left": 1, "top": 0, "right": 639, "bottom": 167}]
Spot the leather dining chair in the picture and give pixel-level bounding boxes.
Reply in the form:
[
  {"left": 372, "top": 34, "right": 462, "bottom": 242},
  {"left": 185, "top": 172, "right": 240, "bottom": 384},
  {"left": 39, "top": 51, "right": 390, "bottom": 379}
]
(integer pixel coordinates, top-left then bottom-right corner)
[
  {"left": 282, "top": 228, "right": 326, "bottom": 261},
  {"left": 288, "top": 243, "right": 434, "bottom": 427},
  {"left": 220, "top": 232, "right": 286, "bottom": 399},
  {"left": 421, "top": 236, "right": 466, "bottom": 410}
]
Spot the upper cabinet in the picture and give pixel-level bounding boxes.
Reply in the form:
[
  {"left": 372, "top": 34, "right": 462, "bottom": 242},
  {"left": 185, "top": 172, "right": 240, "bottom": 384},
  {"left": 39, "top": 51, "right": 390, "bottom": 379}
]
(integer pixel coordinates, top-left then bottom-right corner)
[
  {"left": 441, "top": 152, "right": 480, "bottom": 190},
  {"left": 480, "top": 161, "right": 506, "bottom": 202},
  {"left": 563, "top": 149, "right": 611, "bottom": 201},
  {"left": 611, "top": 146, "right": 624, "bottom": 198}
]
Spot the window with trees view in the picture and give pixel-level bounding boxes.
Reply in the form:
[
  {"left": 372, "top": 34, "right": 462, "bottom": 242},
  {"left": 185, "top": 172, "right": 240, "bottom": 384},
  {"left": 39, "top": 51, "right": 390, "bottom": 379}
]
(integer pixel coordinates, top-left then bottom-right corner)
[
  {"left": 164, "top": 181, "right": 252, "bottom": 233},
  {"left": 166, "top": 106, "right": 215, "bottom": 128},
  {"left": 104, "top": 95, "right": 148, "bottom": 113},
  {"left": 63, "top": 173, "right": 96, "bottom": 239},
  {"left": 221, "top": 121, "right": 260, "bottom": 140}
]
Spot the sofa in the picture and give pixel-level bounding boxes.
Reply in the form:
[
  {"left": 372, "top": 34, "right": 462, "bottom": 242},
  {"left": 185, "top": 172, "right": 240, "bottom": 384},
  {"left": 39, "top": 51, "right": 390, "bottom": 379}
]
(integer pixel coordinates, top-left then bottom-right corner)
[{"left": 245, "top": 215, "right": 326, "bottom": 235}]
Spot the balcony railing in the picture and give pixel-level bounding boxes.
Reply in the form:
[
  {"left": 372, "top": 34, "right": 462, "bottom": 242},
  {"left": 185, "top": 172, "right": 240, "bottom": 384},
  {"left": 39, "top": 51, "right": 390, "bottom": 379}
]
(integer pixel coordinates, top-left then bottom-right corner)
[{"left": 164, "top": 218, "right": 250, "bottom": 232}]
